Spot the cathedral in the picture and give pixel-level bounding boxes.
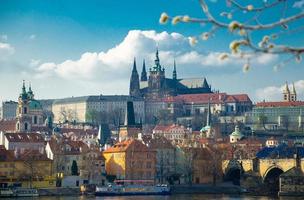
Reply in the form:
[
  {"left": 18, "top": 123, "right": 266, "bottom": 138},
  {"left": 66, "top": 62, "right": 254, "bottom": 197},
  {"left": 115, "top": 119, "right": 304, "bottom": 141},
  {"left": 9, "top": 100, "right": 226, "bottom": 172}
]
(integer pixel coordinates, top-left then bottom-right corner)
[{"left": 129, "top": 49, "right": 212, "bottom": 99}]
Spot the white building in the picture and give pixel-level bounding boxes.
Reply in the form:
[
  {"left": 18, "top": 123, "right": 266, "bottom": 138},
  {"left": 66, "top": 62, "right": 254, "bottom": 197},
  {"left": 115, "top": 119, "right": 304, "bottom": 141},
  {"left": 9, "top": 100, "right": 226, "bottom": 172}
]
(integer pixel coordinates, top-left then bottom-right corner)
[
  {"left": 52, "top": 95, "right": 145, "bottom": 124},
  {"left": 1, "top": 101, "right": 18, "bottom": 120}
]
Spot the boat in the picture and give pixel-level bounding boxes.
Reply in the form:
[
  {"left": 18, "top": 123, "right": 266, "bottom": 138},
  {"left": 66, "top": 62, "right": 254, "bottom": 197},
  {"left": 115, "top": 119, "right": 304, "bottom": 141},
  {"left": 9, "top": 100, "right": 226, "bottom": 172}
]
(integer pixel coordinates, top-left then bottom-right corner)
[
  {"left": 95, "top": 180, "right": 170, "bottom": 196},
  {"left": 0, "top": 188, "right": 14, "bottom": 197},
  {"left": 0, "top": 188, "right": 39, "bottom": 197},
  {"left": 14, "top": 188, "right": 39, "bottom": 197}
]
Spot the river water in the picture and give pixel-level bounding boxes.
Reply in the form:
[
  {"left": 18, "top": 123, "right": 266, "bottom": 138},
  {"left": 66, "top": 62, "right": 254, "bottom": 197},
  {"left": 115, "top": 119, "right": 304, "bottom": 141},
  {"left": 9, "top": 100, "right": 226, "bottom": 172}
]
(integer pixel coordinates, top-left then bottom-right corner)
[{"left": 3, "top": 195, "right": 303, "bottom": 200}]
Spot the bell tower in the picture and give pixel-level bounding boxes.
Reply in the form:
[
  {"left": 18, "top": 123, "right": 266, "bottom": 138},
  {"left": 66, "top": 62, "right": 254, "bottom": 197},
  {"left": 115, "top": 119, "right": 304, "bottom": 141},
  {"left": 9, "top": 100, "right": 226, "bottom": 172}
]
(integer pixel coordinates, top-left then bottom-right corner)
[
  {"left": 290, "top": 82, "right": 297, "bottom": 102},
  {"left": 283, "top": 82, "right": 290, "bottom": 102},
  {"left": 147, "top": 48, "right": 166, "bottom": 99}
]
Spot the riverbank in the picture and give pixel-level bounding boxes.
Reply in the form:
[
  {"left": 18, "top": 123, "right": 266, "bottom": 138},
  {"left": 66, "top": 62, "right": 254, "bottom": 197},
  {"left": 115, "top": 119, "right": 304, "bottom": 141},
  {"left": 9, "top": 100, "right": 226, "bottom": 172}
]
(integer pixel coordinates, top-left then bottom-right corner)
[
  {"left": 38, "top": 187, "right": 81, "bottom": 196},
  {"left": 171, "top": 184, "right": 243, "bottom": 194}
]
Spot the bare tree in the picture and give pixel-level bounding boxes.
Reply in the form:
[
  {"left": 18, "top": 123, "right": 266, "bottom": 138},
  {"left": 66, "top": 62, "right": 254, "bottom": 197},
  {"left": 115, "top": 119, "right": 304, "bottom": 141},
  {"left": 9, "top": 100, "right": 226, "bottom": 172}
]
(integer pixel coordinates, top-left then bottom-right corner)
[{"left": 159, "top": 0, "right": 304, "bottom": 71}]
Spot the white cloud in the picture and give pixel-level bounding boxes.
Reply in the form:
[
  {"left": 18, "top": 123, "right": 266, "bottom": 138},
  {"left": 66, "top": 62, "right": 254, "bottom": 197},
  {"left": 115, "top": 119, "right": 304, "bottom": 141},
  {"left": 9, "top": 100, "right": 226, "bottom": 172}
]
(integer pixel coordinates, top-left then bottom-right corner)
[
  {"left": 0, "top": 42, "right": 15, "bottom": 59},
  {"left": 35, "top": 30, "right": 277, "bottom": 82},
  {"left": 255, "top": 80, "right": 304, "bottom": 101}
]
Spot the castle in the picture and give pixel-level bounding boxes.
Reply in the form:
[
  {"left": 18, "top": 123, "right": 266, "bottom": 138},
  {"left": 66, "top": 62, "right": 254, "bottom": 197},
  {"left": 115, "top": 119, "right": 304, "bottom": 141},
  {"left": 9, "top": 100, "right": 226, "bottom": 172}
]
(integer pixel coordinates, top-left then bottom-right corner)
[{"left": 129, "top": 49, "right": 212, "bottom": 100}]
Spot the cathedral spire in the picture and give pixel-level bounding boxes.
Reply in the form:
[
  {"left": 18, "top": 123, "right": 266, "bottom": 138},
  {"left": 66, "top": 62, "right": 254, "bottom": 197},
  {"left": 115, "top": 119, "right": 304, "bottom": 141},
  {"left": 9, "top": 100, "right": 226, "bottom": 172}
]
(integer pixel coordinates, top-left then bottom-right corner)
[
  {"left": 140, "top": 59, "right": 147, "bottom": 81},
  {"left": 129, "top": 58, "right": 140, "bottom": 97},
  {"left": 173, "top": 59, "right": 177, "bottom": 80},
  {"left": 153, "top": 47, "right": 162, "bottom": 71},
  {"left": 132, "top": 57, "right": 137, "bottom": 72}
]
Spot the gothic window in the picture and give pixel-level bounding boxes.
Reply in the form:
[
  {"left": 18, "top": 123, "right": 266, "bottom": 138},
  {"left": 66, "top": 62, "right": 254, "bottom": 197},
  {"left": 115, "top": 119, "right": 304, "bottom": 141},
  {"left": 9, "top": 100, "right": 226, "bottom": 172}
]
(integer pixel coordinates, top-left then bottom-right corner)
[{"left": 24, "top": 122, "right": 28, "bottom": 131}]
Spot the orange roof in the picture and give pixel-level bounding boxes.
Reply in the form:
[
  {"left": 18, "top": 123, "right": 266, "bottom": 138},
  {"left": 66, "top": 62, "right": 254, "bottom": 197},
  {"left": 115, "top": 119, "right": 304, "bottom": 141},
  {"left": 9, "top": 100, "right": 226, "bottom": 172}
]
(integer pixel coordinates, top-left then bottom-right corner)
[
  {"left": 162, "top": 93, "right": 251, "bottom": 104},
  {"left": 103, "top": 139, "right": 151, "bottom": 153},
  {"left": 256, "top": 101, "right": 304, "bottom": 107}
]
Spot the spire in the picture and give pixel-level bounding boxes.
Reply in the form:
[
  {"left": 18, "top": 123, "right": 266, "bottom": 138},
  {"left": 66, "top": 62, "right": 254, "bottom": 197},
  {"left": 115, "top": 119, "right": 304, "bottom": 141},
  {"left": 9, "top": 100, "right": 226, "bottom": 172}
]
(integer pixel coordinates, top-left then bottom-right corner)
[
  {"left": 140, "top": 59, "right": 147, "bottom": 81},
  {"left": 22, "top": 80, "right": 26, "bottom": 94},
  {"left": 153, "top": 47, "right": 162, "bottom": 71},
  {"left": 132, "top": 57, "right": 137, "bottom": 72},
  {"left": 202, "top": 77, "right": 209, "bottom": 88},
  {"left": 173, "top": 59, "right": 177, "bottom": 80},
  {"left": 283, "top": 81, "right": 290, "bottom": 93},
  {"left": 124, "top": 101, "right": 135, "bottom": 126},
  {"left": 28, "top": 82, "right": 34, "bottom": 100},
  {"left": 291, "top": 82, "right": 297, "bottom": 95},
  {"left": 129, "top": 58, "right": 140, "bottom": 97},
  {"left": 20, "top": 80, "right": 28, "bottom": 100}
]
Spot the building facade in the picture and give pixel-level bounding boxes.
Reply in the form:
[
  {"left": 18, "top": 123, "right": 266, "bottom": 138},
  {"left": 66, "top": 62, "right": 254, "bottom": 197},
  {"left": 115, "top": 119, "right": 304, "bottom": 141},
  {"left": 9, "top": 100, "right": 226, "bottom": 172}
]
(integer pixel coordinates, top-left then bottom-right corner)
[
  {"left": 103, "top": 139, "right": 156, "bottom": 181},
  {"left": 52, "top": 95, "right": 145, "bottom": 124},
  {"left": 245, "top": 82, "right": 304, "bottom": 131},
  {"left": 1, "top": 101, "right": 18, "bottom": 120}
]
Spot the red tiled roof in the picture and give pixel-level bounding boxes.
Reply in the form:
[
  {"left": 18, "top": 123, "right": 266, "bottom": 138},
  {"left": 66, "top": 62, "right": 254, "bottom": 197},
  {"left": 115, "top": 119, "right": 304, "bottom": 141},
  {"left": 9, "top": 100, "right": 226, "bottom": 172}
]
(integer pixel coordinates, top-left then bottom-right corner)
[
  {"left": 256, "top": 101, "right": 304, "bottom": 107},
  {"left": 5, "top": 132, "right": 45, "bottom": 143},
  {"left": 60, "top": 128, "right": 98, "bottom": 135},
  {"left": 162, "top": 93, "right": 251, "bottom": 104},
  {"left": 142, "top": 135, "right": 175, "bottom": 149},
  {"left": 153, "top": 124, "right": 187, "bottom": 132},
  {"left": 48, "top": 137, "right": 89, "bottom": 155},
  {"left": 0, "top": 119, "right": 16, "bottom": 132}
]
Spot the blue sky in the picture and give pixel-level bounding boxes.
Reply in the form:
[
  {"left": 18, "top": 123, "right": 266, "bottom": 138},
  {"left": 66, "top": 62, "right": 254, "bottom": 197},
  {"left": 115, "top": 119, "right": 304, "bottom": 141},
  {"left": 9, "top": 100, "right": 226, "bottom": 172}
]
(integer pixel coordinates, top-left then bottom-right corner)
[{"left": 0, "top": 0, "right": 304, "bottom": 103}]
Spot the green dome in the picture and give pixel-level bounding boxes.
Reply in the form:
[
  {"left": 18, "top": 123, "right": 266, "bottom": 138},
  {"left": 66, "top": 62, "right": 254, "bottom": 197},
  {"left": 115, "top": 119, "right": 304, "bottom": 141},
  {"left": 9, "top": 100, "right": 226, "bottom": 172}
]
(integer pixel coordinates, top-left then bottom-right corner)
[
  {"left": 230, "top": 125, "right": 243, "bottom": 137},
  {"left": 29, "top": 100, "right": 42, "bottom": 110}
]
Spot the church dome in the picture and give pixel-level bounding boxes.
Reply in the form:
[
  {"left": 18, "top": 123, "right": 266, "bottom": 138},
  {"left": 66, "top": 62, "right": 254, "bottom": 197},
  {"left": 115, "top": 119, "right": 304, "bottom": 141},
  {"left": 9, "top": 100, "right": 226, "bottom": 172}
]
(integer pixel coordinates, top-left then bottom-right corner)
[
  {"left": 230, "top": 125, "right": 244, "bottom": 143},
  {"left": 29, "top": 100, "right": 42, "bottom": 110}
]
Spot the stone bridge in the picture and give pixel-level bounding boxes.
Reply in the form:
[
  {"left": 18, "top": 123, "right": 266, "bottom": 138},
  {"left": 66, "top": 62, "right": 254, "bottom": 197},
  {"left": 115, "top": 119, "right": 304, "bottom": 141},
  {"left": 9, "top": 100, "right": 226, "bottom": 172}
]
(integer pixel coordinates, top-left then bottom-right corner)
[{"left": 222, "top": 158, "right": 304, "bottom": 182}]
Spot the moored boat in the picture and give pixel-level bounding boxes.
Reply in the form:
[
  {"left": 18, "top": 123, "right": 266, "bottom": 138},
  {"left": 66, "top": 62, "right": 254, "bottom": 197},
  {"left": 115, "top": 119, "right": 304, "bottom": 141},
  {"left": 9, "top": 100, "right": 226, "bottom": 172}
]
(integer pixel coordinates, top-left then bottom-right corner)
[
  {"left": 96, "top": 180, "right": 170, "bottom": 196},
  {"left": 0, "top": 188, "right": 14, "bottom": 197},
  {"left": 14, "top": 188, "right": 39, "bottom": 197},
  {"left": 96, "top": 184, "right": 170, "bottom": 196}
]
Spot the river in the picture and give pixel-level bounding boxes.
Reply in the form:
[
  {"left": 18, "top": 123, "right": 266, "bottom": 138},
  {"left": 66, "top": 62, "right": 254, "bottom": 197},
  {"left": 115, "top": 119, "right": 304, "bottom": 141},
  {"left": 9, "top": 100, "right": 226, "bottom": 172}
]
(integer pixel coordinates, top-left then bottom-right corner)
[{"left": 2, "top": 195, "right": 303, "bottom": 200}]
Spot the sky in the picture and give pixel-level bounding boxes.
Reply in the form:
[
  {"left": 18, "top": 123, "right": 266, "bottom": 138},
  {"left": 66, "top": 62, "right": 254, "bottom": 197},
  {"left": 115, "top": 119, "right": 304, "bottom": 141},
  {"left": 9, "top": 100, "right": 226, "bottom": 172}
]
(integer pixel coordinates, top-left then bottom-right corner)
[{"left": 0, "top": 0, "right": 304, "bottom": 103}]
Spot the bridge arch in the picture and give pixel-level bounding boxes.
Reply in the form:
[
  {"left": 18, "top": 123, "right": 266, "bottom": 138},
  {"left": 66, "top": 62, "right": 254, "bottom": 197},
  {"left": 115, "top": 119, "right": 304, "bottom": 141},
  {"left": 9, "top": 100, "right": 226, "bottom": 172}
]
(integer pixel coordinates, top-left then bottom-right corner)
[
  {"left": 224, "top": 159, "right": 244, "bottom": 185},
  {"left": 263, "top": 166, "right": 284, "bottom": 194}
]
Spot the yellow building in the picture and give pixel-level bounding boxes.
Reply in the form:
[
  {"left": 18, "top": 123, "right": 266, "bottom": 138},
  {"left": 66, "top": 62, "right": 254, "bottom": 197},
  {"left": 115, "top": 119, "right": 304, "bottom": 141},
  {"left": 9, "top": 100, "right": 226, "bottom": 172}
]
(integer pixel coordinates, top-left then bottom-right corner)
[
  {"left": 0, "top": 146, "right": 55, "bottom": 188},
  {"left": 103, "top": 139, "right": 156, "bottom": 181}
]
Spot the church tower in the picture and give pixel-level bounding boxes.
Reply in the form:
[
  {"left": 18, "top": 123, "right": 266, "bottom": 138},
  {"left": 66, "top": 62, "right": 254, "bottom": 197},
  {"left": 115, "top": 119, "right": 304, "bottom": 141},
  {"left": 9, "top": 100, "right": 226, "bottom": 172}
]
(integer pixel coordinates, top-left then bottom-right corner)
[
  {"left": 283, "top": 82, "right": 290, "bottom": 102},
  {"left": 129, "top": 58, "right": 141, "bottom": 97},
  {"left": 140, "top": 59, "right": 147, "bottom": 81},
  {"left": 290, "top": 82, "right": 297, "bottom": 102},
  {"left": 16, "top": 81, "right": 32, "bottom": 132},
  {"left": 147, "top": 48, "right": 166, "bottom": 99}
]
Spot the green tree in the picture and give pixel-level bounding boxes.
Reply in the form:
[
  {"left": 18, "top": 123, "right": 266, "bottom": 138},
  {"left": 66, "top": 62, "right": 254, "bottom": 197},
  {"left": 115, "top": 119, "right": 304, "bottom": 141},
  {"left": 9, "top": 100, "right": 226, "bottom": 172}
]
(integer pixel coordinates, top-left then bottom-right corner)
[{"left": 71, "top": 160, "right": 79, "bottom": 176}]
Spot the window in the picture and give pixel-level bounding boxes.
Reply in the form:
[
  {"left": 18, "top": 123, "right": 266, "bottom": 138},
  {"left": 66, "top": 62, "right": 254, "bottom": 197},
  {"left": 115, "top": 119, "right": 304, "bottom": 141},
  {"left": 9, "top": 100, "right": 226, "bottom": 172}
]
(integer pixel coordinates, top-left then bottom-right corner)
[
  {"left": 23, "top": 107, "right": 27, "bottom": 114},
  {"left": 24, "top": 123, "right": 28, "bottom": 131},
  {"left": 146, "top": 162, "right": 151, "bottom": 168},
  {"left": 34, "top": 116, "right": 38, "bottom": 124}
]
